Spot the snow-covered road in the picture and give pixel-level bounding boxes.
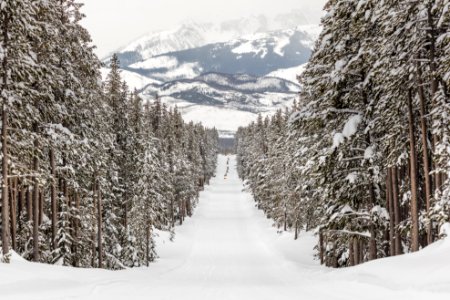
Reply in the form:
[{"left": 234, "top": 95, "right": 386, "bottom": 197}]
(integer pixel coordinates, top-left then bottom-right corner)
[{"left": 1, "top": 155, "right": 450, "bottom": 300}]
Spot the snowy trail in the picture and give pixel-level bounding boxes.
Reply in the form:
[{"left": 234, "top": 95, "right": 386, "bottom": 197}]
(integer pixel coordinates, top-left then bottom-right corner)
[{"left": 1, "top": 155, "right": 450, "bottom": 300}]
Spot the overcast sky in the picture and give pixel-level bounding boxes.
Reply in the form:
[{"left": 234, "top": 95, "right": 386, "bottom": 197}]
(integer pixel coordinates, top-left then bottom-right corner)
[{"left": 81, "top": 0, "right": 327, "bottom": 58}]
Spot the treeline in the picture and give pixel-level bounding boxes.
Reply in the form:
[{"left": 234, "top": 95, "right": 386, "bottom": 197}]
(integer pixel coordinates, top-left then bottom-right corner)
[
  {"left": 0, "top": 1, "right": 218, "bottom": 268},
  {"left": 236, "top": 0, "right": 450, "bottom": 267}
]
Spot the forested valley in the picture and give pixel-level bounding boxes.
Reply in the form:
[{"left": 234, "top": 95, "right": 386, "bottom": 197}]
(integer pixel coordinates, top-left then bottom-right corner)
[
  {"left": 236, "top": 0, "right": 450, "bottom": 267},
  {"left": 0, "top": 1, "right": 219, "bottom": 268},
  {"left": 1, "top": 0, "right": 450, "bottom": 277}
]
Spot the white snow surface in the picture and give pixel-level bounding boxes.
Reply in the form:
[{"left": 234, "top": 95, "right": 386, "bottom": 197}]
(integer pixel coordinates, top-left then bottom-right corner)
[
  {"left": 1, "top": 155, "right": 450, "bottom": 300},
  {"left": 266, "top": 64, "right": 306, "bottom": 82},
  {"left": 100, "top": 68, "right": 162, "bottom": 91},
  {"left": 179, "top": 105, "right": 261, "bottom": 132}
]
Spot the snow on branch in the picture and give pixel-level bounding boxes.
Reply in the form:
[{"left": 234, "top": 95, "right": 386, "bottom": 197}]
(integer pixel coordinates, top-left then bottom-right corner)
[{"left": 326, "top": 229, "right": 371, "bottom": 238}]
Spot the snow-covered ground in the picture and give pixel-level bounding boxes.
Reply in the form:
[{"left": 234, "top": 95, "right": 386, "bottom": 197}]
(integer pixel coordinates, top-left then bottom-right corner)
[
  {"left": 1, "top": 155, "right": 450, "bottom": 300},
  {"left": 266, "top": 64, "right": 306, "bottom": 82}
]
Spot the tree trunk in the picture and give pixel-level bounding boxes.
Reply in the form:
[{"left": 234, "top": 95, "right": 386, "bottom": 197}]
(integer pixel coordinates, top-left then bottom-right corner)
[
  {"left": 26, "top": 187, "right": 32, "bottom": 222},
  {"left": 19, "top": 185, "right": 25, "bottom": 220},
  {"left": 50, "top": 148, "right": 57, "bottom": 250},
  {"left": 73, "top": 192, "right": 80, "bottom": 267},
  {"left": 391, "top": 167, "right": 402, "bottom": 255},
  {"left": 170, "top": 197, "right": 175, "bottom": 227},
  {"left": 367, "top": 167, "right": 377, "bottom": 260},
  {"left": 91, "top": 187, "right": 96, "bottom": 268},
  {"left": 38, "top": 190, "right": 43, "bottom": 226},
  {"left": 348, "top": 237, "right": 354, "bottom": 267},
  {"left": 97, "top": 182, "right": 103, "bottom": 269},
  {"left": 387, "top": 168, "right": 395, "bottom": 256},
  {"left": 1, "top": 13, "right": 10, "bottom": 261},
  {"left": 353, "top": 238, "right": 359, "bottom": 265},
  {"left": 1, "top": 102, "right": 10, "bottom": 259},
  {"left": 416, "top": 61, "right": 433, "bottom": 245},
  {"left": 426, "top": 4, "right": 442, "bottom": 194},
  {"left": 10, "top": 178, "right": 17, "bottom": 251},
  {"left": 32, "top": 134, "right": 40, "bottom": 262},
  {"left": 407, "top": 89, "right": 420, "bottom": 252}
]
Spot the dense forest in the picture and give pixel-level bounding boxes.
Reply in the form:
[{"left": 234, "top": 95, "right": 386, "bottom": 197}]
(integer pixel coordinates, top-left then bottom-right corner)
[
  {"left": 236, "top": 0, "right": 450, "bottom": 267},
  {"left": 0, "top": 1, "right": 218, "bottom": 268}
]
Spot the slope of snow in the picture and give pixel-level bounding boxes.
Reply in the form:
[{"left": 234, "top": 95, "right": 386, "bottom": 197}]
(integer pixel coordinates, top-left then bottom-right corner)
[
  {"left": 147, "top": 96, "right": 289, "bottom": 133},
  {"left": 266, "top": 64, "right": 306, "bottom": 82},
  {"left": 100, "top": 68, "right": 161, "bottom": 91},
  {"left": 120, "top": 22, "right": 215, "bottom": 61},
  {"left": 130, "top": 56, "right": 179, "bottom": 70},
  {"left": 3, "top": 155, "right": 447, "bottom": 300},
  {"left": 152, "top": 62, "right": 202, "bottom": 81},
  {"left": 273, "top": 35, "right": 291, "bottom": 57},
  {"left": 178, "top": 104, "right": 264, "bottom": 132}
]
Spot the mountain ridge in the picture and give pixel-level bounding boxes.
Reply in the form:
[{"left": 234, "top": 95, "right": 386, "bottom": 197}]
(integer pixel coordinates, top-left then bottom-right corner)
[{"left": 103, "top": 15, "right": 320, "bottom": 134}]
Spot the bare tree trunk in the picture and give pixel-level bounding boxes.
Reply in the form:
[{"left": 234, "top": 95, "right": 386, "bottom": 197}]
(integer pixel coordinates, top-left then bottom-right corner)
[
  {"left": 19, "top": 185, "right": 25, "bottom": 220},
  {"left": 1, "top": 13, "right": 11, "bottom": 261},
  {"left": 416, "top": 61, "right": 433, "bottom": 245},
  {"left": 358, "top": 239, "right": 364, "bottom": 264},
  {"left": 97, "top": 182, "right": 103, "bottom": 269},
  {"left": 407, "top": 89, "right": 420, "bottom": 252},
  {"left": 170, "top": 197, "right": 175, "bottom": 227},
  {"left": 73, "top": 192, "right": 80, "bottom": 267},
  {"left": 50, "top": 148, "right": 57, "bottom": 250},
  {"left": 426, "top": 4, "right": 442, "bottom": 194},
  {"left": 368, "top": 221, "right": 377, "bottom": 261},
  {"left": 353, "top": 238, "right": 359, "bottom": 265},
  {"left": 38, "top": 190, "right": 43, "bottom": 226},
  {"left": 91, "top": 186, "right": 96, "bottom": 268},
  {"left": 26, "top": 187, "right": 32, "bottom": 222},
  {"left": 10, "top": 178, "right": 17, "bottom": 251},
  {"left": 348, "top": 237, "right": 354, "bottom": 267},
  {"left": 32, "top": 134, "right": 40, "bottom": 262},
  {"left": 1, "top": 102, "right": 10, "bottom": 259},
  {"left": 366, "top": 172, "right": 377, "bottom": 260},
  {"left": 123, "top": 196, "right": 128, "bottom": 231},
  {"left": 391, "top": 167, "right": 402, "bottom": 255},
  {"left": 387, "top": 168, "right": 395, "bottom": 256}
]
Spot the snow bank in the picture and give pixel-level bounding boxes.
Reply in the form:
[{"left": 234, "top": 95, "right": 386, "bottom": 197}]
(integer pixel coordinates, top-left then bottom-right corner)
[{"left": 1, "top": 156, "right": 450, "bottom": 300}]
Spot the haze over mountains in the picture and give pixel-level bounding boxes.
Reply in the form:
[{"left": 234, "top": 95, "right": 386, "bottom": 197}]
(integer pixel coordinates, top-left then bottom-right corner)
[{"left": 103, "top": 11, "right": 321, "bottom": 135}]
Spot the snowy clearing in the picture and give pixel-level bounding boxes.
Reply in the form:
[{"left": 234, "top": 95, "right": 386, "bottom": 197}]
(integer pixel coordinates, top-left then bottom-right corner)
[{"left": 1, "top": 155, "right": 450, "bottom": 300}]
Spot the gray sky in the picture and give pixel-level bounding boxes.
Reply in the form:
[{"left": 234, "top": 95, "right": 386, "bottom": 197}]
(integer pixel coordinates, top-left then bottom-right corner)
[{"left": 81, "top": 0, "right": 327, "bottom": 58}]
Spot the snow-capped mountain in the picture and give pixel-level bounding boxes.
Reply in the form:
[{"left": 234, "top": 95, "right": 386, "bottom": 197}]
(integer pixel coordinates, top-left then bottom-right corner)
[
  {"left": 105, "top": 14, "right": 321, "bottom": 135},
  {"left": 124, "top": 26, "right": 315, "bottom": 82},
  {"left": 109, "top": 12, "right": 320, "bottom": 66}
]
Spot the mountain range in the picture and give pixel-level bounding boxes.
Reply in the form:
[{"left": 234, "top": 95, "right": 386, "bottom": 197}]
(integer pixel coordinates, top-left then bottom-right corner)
[{"left": 103, "top": 13, "right": 321, "bottom": 135}]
